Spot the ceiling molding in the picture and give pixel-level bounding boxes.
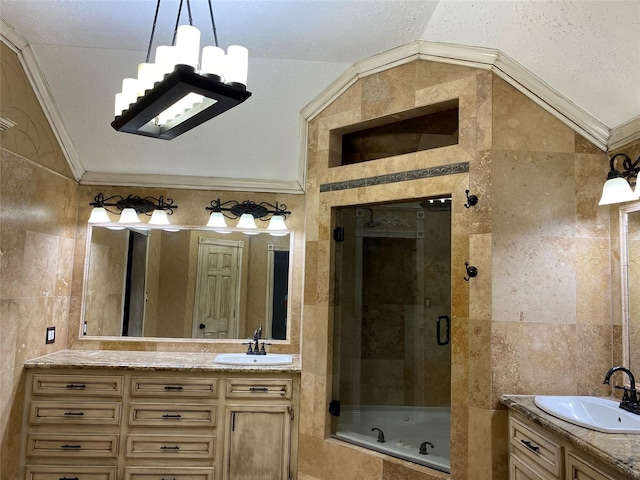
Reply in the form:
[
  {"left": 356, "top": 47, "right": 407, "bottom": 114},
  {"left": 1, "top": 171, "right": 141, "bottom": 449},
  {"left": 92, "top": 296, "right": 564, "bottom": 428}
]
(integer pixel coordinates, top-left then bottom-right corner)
[
  {"left": 609, "top": 116, "right": 640, "bottom": 151},
  {"left": 79, "top": 171, "right": 304, "bottom": 194},
  {"left": 302, "top": 40, "right": 620, "bottom": 152},
  {"left": 1, "top": 19, "right": 83, "bottom": 181}
]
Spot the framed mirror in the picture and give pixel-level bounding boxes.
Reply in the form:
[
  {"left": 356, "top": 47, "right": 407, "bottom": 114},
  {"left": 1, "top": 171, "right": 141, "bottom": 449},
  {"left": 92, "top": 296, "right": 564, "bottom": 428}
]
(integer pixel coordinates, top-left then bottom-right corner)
[
  {"left": 622, "top": 202, "right": 640, "bottom": 373},
  {"left": 82, "top": 226, "right": 292, "bottom": 341}
]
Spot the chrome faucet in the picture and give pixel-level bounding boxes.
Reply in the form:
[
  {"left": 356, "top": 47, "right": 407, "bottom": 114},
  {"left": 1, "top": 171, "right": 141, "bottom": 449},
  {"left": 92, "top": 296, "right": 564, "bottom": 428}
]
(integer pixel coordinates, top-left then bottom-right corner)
[{"left": 603, "top": 366, "right": 640, "bottom": 414}]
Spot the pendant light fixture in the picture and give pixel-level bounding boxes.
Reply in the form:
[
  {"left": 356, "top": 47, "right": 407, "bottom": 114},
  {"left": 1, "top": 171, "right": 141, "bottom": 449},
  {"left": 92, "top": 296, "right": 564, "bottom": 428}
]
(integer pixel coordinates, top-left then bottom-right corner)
[{"left": 111, "top": 0, "right": 251, "bottom": 140}]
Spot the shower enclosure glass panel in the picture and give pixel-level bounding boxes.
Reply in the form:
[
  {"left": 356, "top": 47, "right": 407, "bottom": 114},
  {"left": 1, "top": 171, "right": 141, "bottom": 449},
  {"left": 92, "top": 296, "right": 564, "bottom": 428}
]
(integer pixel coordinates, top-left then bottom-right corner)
[{"left": 331, "top": 200, "right": 452, "bottom": 473}]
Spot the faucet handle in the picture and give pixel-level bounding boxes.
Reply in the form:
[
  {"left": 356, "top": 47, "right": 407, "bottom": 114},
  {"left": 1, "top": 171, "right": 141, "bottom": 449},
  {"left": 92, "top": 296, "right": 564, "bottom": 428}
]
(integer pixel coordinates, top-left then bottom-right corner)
[{"left": 242, "top": 341, "right": 253, "bottom": 354}]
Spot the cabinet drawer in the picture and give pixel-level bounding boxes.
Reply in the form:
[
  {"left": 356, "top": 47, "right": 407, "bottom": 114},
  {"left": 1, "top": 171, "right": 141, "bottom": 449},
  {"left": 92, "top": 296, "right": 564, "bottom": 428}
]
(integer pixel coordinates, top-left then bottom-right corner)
[
  {"left": 510, "top": 416, "right": 562, "bottom": 477},
  {"left": 26, "top": 465, "right": 116, "bottom": 480},
  {"left": 27, "top": 434, "right": 119, "bottom": 458},
  {"left": 225, "top": 378, "right": 292, "bottom": 399},
  {"left": 131, "top": 377, "right": 219, "bottom": 397},
  {"left": 510, "top": 454, "right": 558, "bottom": 480},
  {"left": 129, "top": 403, "right": 217, "bottom": 427},
  {"left": 125, "top": 467, "right": 215, "bottom": 480},
  {"left": 30, "top": 401, "right": 121, "bottom": 425},
  {"left": 126, "top": 435, "right": 215, "bottom": 459},
  {"left": 32, "top": 374, "right": 124, "bottom": 397}
]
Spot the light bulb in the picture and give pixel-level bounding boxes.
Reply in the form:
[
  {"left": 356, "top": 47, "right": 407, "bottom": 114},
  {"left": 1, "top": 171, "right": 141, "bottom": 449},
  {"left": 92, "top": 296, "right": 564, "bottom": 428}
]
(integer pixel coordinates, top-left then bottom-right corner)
[
  {"left": 598, "top": 177, "right": 639, "bottom": 205},
  {"left": 201, "top": 46, "right": 225, "bottom": 79},
  {"left": 118, "top": 207, "right": 141, "bottom": 224},
  {"left": 175, "top": 25, "right": 200, "bottom": 69},
  {"left": 148, "top": 209, "right": 171, "bottom": 226},
  {"left": 206, "top": 211, "right": 228, "bottom": 228},
  {"left": 237, "top": 213, "right": 258, "bottom": 232},
  {"left": 225, "top": 45, "right": 248, "bottom": 86},
  {"left": 267, "top": 215, "right": 288, "bottom": 236},
  {"left": 88, "top": 207, "right": 111, "bottom": 223}
]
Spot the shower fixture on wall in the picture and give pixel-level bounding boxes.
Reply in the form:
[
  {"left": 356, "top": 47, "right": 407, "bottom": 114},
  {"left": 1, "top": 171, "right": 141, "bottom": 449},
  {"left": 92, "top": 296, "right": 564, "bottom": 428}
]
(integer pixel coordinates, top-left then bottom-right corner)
[
  {"left": 88, "top": 193, "right": 178, "bottom": 227},
  {"left": 205, "top": 198, "right": 291, "bottom": 235},
  {"left": 598, "top": 153, "right": 640, "bottom": 205},
  {"left": 111, "top": 0, "right": 251, "bottom": 140}
]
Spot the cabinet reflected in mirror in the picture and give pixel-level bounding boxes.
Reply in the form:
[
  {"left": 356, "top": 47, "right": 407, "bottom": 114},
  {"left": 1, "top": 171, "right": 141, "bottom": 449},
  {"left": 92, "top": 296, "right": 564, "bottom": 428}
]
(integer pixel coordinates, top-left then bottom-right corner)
[
  {"left": 623, "top": 204, "right": 640, "bottom": 374},
  {"left": 83, "top": 226, "right": 291, "bottom": 340}
]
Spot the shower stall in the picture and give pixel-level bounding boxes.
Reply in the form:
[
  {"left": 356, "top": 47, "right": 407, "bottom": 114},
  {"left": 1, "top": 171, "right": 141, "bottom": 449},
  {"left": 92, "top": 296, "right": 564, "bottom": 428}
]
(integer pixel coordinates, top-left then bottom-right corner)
[{"left": 331, "top": 200, "right": 452, "bottom": 473}]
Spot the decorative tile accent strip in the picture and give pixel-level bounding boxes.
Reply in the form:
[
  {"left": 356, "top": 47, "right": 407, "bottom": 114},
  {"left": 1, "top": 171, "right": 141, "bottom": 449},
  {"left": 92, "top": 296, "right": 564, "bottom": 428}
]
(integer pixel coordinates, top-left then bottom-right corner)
[{"left": 319, "top": 162, "right": 469, "bottom": 192}]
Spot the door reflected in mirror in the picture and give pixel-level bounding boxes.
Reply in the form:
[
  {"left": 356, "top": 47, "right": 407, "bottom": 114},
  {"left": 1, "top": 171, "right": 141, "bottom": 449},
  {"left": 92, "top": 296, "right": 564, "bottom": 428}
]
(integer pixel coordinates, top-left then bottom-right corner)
[
  {"left": 623, "top": 204, "right": 640, "bottom": 373},
  {"left": 83, "top": 227, "right": 291, "bottom": 340}
]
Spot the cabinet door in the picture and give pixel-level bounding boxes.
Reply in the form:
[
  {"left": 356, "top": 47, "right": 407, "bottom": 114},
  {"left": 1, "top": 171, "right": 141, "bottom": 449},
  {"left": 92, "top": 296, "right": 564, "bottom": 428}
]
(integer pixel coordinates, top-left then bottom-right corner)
[
  {"left": 224, "top": 405, "right": 291, "bottom": 480},
  {"left": 566, "top": 452, "right": 615, "bottom": 480}
]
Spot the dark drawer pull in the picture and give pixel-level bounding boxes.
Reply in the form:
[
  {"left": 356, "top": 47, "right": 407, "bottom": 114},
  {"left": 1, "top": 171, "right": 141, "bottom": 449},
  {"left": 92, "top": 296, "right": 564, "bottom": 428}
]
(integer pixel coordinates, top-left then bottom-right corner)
[
  {"left": 61, "top": 444, "right": 82, "bottom": 449},
  {"left": 59, "top": 477, "right": 79, "bottom": 480},
  {"left": 249, "top": 387, "right": 269, "bottom": 392},
  {"left": 163, "top": 386, "right": 184, "bottom": 391},
  {"left": 521, "top": 439, "right": 540, "bottom": 452},
  {"left": 161, "top": 445, "right": 180, "bottom": 450},
  {"left": 162, "top": 414, "right": 182, "bottom": 418},
  {"left": 65, "top": 384, "right": 87, "bottom": 389},
  {"left": 64, "top": 411, "right": 85, "bottom": 416}
]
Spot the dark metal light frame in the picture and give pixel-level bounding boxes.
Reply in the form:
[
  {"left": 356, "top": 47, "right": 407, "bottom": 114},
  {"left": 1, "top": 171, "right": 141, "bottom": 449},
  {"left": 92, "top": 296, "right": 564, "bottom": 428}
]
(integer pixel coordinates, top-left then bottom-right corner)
[
  {"left": 90, "top": 193, "right": 177, "bottom": 216},
  {"left": 206, "top": 198, "right": 290, "bottom": 221},
  {"left": 111, "top": 65, "right": 251, "bottom": 140}
]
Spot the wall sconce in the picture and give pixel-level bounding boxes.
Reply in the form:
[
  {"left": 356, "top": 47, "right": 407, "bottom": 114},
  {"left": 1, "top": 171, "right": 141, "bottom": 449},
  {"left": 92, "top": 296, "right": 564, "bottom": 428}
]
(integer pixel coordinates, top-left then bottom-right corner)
[
  {"left": 205, "top": 199, "right": 291, "bottom": 235},
  {"left": 111, "top": 0, "right": 251, "bottom": 140},
  {"left": 88, "top": 193, "right": 178, "bottom": 228},
  {"left": 598, "top": 153, "right": 640, "bottom": 205}
]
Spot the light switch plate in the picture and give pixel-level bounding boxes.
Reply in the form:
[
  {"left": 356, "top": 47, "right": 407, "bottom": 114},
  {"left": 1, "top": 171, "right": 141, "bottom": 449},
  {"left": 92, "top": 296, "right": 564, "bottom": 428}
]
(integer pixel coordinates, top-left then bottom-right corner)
[{"left": 46, "top": 326, "right": 55, "bottom": 344}]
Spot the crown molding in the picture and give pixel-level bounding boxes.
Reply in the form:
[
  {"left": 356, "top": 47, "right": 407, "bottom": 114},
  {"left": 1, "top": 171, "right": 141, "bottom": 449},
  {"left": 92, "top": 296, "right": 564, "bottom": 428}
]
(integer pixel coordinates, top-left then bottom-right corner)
[
  {"left": 609, "top": 116, "right": 640, "bottom": 151},
  {"left": 1, "top": 19, "right": 83, "bottom": 180},
  {"left": 80, "top": 171, "right": 304, "bottom": 194},
  {"left": 302, "top": 40, "right": 620, "bottom": 152}
]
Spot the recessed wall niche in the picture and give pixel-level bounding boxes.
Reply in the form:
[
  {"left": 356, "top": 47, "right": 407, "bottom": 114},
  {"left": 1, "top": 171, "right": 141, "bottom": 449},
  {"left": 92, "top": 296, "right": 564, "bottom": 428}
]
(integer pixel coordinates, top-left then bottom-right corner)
[{"left": 330, "top": 100, "right": 459, "bottom": 167}]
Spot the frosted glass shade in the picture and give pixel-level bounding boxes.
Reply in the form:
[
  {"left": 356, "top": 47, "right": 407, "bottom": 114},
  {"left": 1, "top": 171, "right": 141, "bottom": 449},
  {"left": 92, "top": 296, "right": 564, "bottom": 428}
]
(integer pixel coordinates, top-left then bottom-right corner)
[
  {"left": 267, "top": 215, "right": 288, "bottom": 236},
  {"left": 118, "top": 207, "right": 141, "bottom": 224},
  {"left": 148, "top": 209, "right": 171, "bottom": 226},
  {"left": 206, "top": 212, "right": 228, "bottom": 228},
  {"left": 236, "top": 213, "right": 258, "bottom": 231},
  {"left": 598, "top": 177, "right": 639, "bottom": 205},
  {"left": 88, "top": 207, "right": 111, "bottom": 223}
]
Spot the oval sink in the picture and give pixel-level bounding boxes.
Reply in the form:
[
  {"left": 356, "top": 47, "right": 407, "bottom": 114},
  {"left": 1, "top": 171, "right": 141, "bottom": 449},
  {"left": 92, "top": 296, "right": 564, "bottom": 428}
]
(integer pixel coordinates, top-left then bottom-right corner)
[
  {"left": 534, "top": 396, "right": 640, "bottom": 434},
  {"left": 214, "top": 353, "right": 293, "bottom": 366}
]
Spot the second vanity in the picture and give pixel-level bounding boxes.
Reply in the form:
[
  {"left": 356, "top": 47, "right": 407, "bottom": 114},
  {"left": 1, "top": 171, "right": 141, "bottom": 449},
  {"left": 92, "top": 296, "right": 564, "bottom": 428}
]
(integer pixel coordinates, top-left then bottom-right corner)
[
  {"left": 19, "top": 350, "right": 300, "bottom": 480},
  {"left": 502, "top": 395, "right": 640, "bottom": 480}
]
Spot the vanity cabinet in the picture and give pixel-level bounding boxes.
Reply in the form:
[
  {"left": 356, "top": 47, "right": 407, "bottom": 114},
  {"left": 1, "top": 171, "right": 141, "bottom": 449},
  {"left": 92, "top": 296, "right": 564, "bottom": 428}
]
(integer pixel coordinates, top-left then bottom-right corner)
[
  {"left": 508, "top": 412, "right": 624, "bottom": 480},
  {"left": 21, "top": 364, "right": 299, "bottom": 480},
  {"left": 23, "top": 372, "right": 124, "bottom": 480},
  {"left": 223, "top": 378, "right": 294, "bottom": 480}
]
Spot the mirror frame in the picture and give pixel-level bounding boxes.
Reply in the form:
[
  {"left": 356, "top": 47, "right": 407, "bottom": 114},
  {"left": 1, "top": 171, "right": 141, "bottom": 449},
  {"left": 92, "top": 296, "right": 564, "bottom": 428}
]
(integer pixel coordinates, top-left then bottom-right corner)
[
  {"left": 78, "top": 223, "right": 295, "bottom": 344},
  {"left": 621, "top": 201, "right": 640, "bottom": 371}
]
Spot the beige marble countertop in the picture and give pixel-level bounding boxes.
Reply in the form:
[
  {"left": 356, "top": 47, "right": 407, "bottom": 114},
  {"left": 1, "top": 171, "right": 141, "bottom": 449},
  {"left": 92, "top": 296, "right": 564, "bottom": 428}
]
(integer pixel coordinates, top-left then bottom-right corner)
[
  {"left": 24, "top": 349, "right": 301, "bottom": 373},
  {"left": 502, "top": 395, "right": 640, "bottom": 479}
]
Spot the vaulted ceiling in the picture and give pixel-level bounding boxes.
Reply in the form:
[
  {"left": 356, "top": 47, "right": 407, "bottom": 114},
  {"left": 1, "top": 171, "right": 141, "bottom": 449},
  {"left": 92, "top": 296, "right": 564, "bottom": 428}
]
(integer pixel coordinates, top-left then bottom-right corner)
[{"left": 1, "top": 0, "right": 639, "bottom": 192}]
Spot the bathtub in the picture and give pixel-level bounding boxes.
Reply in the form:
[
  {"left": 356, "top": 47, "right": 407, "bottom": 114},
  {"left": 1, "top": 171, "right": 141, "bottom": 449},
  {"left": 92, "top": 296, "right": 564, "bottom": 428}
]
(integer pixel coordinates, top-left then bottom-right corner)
[{"left": 333, "top": 405, "right": 450, "bottom": 473}]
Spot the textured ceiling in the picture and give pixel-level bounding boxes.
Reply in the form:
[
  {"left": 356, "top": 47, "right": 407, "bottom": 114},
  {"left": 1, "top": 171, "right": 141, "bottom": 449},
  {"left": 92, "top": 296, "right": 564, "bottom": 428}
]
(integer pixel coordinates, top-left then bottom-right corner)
[{"left": 1, "top": 0, "right": 639, "bottom": 192}]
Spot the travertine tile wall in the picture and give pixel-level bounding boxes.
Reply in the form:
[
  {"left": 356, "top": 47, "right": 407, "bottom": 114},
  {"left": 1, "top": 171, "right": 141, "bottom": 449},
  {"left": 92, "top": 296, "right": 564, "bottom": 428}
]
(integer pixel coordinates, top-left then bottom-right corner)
[
  {"left": 1, "top": 46, "right": 79, "bottom": 479},
  {"left": 300, "top": 58, "right": 618, "bottom": 480}
]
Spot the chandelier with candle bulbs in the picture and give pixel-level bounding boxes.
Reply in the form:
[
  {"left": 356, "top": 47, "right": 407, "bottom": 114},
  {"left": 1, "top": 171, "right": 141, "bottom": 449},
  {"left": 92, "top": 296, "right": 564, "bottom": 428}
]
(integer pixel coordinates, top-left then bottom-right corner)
[{"left": 111, "top": 0, "right": 251, "bottom": 140}]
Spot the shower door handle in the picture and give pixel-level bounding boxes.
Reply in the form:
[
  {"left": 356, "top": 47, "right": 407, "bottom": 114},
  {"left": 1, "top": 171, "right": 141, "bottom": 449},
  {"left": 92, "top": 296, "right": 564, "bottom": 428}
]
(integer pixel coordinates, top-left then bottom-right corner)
[{"left": 436, "top": 315, "right": 450, "bottom": 346}]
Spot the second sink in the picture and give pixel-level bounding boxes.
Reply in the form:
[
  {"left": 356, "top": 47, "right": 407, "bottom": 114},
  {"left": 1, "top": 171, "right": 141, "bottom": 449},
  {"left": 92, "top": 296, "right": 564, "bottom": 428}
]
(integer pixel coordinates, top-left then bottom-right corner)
[{"left": 534, "top": 395, "right": 640, "bottom": 434}]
